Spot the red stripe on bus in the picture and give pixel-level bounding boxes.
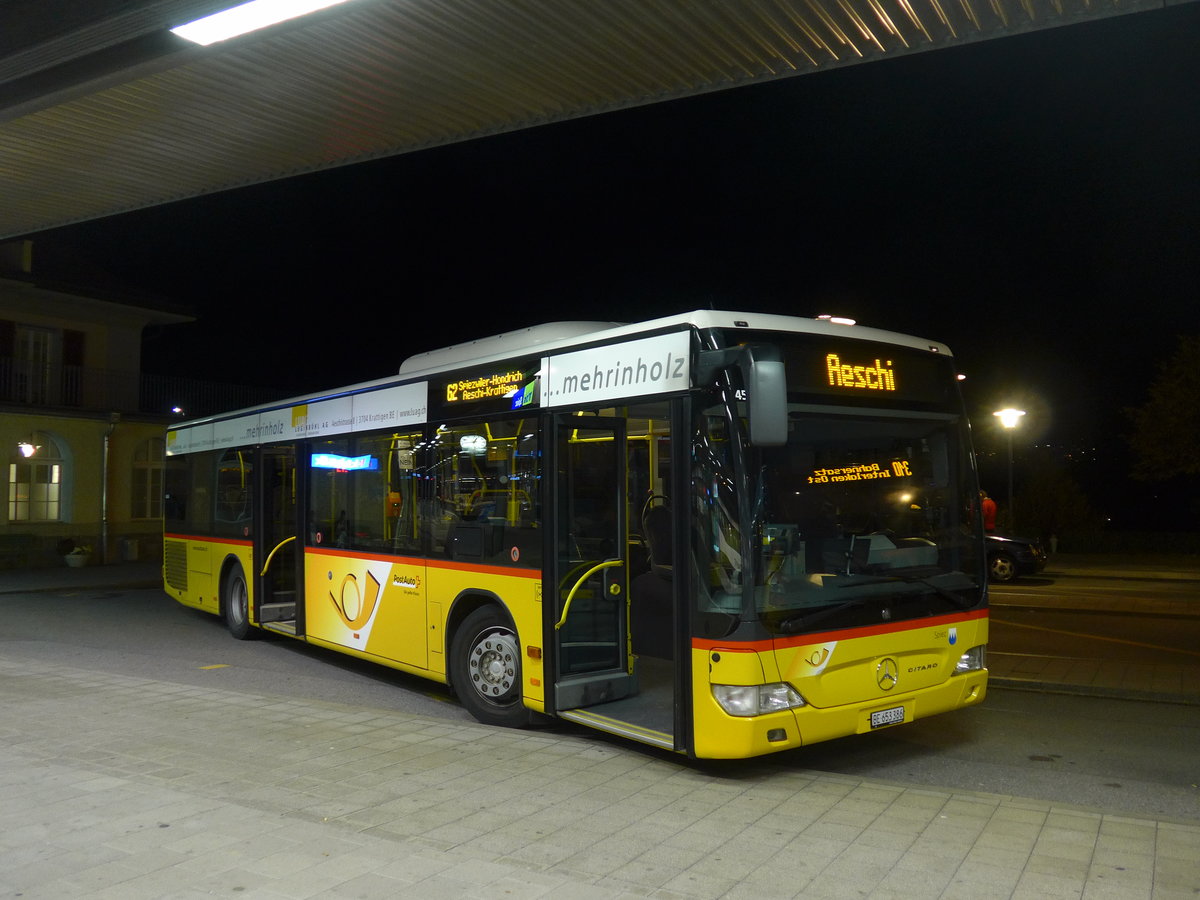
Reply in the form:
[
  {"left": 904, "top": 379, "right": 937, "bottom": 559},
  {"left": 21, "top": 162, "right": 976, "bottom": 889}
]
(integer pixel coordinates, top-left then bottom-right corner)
[
  {"left": 304, "top": 545, "right": 541, "bottom": 579},
  {"left": 425, "top": 558, "right": 541, "bottom": 579},
  {"left": 164, "top": 533, "right": 253, "bottom": 547},
  {"left": 304, "top": 545, "right": 425, "bottom": 565},
  {"left": 691, "top": 608, "right": 987, "bottom": 653},
  {"left": 165, "top": 538, "right": 542, "bottom": 579}
]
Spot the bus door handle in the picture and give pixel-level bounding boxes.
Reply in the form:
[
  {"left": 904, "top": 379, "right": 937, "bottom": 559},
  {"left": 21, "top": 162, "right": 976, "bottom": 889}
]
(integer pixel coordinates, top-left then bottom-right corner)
[
  {"left": 260, "top": 535, "right": 296, "bottom": 577},
  {"left": 603, "top": 564, "right": 625, "bottom": 603},
  {"left": 555, "top": 558, "right": 623, "bottom": 630}
]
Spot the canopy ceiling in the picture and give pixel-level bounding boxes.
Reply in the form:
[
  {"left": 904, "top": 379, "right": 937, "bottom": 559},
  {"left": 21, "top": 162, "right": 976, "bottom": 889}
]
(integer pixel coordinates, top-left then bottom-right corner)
[{"left": 0, "top": 0, "right": 1185, "bottom": 239}]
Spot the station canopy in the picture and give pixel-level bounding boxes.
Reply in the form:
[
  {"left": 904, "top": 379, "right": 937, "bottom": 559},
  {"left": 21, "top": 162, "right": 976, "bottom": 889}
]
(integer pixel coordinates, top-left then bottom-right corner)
[{"left": 0, "top": 0, "right": 1183, "bottom": 239}]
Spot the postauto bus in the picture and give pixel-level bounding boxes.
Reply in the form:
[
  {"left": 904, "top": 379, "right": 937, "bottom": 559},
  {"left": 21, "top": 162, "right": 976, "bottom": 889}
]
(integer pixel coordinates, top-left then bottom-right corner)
[{"left": 163, "top": 310, "right": 987, "bottom": 759}]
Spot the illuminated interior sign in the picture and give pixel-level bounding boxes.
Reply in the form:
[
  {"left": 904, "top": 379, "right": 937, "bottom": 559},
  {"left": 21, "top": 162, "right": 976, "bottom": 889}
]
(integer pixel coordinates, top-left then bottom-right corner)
[
  {"left": 808, "top": 460, "right": 913, "bottom": 484},
  {"left": 826, "top": 354, "right": 896, "bottom": 392},
  {"left": 312, "top": 453, "right": 378, "bottom": 471}
]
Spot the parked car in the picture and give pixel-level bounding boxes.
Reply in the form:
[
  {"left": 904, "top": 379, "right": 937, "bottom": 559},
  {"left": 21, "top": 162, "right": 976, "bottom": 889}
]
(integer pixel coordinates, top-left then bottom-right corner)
[{"left": 986, "top": 534, "right": 1047, "bottom": 582}]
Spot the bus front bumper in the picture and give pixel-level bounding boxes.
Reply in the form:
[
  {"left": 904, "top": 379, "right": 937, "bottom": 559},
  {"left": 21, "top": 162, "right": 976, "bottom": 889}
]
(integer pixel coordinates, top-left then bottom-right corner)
[{"left": 691, "top": 669, "right": 988, "bottom": 760}]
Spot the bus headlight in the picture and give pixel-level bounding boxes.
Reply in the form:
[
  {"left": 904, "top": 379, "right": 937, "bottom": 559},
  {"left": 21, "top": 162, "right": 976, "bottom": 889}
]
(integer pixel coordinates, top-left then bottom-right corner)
[
  {"left": 954, "top": 645, "right": 986, "bottom": 674},
  {"left": 712, "top": 683, "right": 806, "bottom": 717}
]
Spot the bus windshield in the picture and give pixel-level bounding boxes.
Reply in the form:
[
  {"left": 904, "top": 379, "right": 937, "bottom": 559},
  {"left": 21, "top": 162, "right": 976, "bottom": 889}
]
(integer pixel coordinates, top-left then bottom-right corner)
[
  {"left": 691, "top": 342, "right": 984, "bottom": 638},
  {"left": 769, "top": 411, "right": 982, "bottom": 627}
]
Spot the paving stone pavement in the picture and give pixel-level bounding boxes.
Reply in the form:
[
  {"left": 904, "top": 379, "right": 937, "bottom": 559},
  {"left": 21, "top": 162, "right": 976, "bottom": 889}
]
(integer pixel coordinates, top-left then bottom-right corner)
[{"left": 2, "top": 652, "right": 1199, "bottom": 900}]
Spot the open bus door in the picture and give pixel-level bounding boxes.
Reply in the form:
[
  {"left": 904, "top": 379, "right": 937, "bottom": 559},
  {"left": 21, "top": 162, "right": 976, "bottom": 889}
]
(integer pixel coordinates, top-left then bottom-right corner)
[
  {"left": 551, "top": 415, "right": 677, "bottom": 752},
  {"left": 254, "top": 444, "right": 304, "bottom": 637}
]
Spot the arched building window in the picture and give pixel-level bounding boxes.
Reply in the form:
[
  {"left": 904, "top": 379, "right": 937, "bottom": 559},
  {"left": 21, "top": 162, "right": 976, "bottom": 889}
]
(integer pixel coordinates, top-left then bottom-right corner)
[
  {"left": 132, "top": 437, "right": 165, "bottom": 520},
  {"left": 9, "top": 432, "right": 63, "bottom": 521}
]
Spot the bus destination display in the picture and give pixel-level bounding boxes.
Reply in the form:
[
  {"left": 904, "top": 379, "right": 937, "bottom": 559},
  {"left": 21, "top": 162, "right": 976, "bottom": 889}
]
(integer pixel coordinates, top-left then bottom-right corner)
[
  {"left": 433, "top": 358, "right": 539, "bottom": 417},
  {"left": 780, "top": 336, "right": 955, "bottom": 406}
]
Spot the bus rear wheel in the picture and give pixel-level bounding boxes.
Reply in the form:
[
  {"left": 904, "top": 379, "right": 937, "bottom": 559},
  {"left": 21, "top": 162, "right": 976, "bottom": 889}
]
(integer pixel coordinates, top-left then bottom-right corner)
[
  {"left": 451, "top": 606, "right": 531, "bottom": 727},
  {"left": 223, "top": 562, "right": 254, "bottom": 640}
]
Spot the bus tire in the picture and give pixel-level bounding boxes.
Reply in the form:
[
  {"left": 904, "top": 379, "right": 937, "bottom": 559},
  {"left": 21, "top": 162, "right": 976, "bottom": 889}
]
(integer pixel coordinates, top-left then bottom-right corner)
[
  {"left": 223, "top": 561, "right": 255, "bottom": 640},
  {"left": 450, "top": 606, "right": 531, "bottom": 727}
]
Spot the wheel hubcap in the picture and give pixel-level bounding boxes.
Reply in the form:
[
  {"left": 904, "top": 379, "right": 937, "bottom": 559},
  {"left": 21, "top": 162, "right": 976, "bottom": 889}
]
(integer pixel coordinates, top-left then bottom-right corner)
[
  {"left": 231, "top": 578, "right": 247, "bottom": 623},
  {"left": 468, "top": 628, "right": 518, "bottom": 702}
]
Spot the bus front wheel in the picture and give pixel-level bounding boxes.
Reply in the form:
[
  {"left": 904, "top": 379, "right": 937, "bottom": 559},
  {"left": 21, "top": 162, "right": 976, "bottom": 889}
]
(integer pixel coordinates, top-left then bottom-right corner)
[
  {"left": 450, "top": 606, "right": 531, "bottom": 727},
  {"left": 223, "top": 562, "right": 254, "bottom": 640}
]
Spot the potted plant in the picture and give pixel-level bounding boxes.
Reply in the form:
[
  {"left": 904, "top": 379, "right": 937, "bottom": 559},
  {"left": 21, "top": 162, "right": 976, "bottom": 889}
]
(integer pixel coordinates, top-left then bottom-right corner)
[{"left": 58, "top": 539, "right": 93, "bottom": 567}]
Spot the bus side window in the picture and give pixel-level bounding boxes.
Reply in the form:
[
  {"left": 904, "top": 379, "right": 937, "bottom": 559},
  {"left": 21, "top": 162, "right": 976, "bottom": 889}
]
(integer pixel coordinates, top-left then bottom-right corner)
[
  {"left": 215, "top": 450, "right": 252, "bottom": 536},
  {"left": 383, "top": 431, "right": 422, "bottom": 555},
  {"left": 309, "top": 433, "right": 425, "bottom": 555},
  {"left": 428, "top": 417, "right": 540, "bottom": 567}
]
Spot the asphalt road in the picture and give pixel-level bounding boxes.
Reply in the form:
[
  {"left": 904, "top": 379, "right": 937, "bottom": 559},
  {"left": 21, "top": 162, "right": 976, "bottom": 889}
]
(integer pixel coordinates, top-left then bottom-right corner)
[
  {"left": 3, "top": 585, "right": 1198, "bottom": 823},
  {"left": 990, "top": 574, "right": 1200, "bottom": 664},
  {"left": 989, "top": 608, "right": 1200, "bottom": 664},
  {"left": 992, "top": 571, "right": 1200, "bottom": 607}
]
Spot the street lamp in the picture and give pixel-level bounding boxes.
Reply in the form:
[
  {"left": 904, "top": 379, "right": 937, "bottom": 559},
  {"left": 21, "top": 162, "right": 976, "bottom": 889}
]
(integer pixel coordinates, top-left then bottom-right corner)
[{"left": 993, "top": 408, "right": 1025, "bottom": 532}]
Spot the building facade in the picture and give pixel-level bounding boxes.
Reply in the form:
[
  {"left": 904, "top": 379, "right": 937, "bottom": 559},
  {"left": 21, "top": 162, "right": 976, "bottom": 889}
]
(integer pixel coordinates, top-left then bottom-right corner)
[{"left": 1, "top": 240, "right": 193, "bottom": 569}]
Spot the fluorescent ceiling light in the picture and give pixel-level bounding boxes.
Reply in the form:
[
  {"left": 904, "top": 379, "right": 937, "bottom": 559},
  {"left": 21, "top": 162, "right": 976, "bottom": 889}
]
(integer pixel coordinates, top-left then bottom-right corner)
[{"left": 171, "top": 0, "right": 352, "bottom": 46}]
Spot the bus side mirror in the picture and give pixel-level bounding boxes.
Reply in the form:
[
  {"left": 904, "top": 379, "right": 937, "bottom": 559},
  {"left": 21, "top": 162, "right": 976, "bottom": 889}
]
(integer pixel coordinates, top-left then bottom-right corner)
[
  {"left": 744, "top": 346, "right": 787, "bottom": 447},
  {"left": 697, "top": 344, "right": 788, "bottom": 448}
]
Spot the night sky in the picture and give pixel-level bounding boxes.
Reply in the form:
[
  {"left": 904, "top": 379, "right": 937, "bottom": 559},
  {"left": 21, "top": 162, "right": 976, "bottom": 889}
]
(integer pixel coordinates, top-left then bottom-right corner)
[{"left": 36, "top": 3, "right": 1200, "bottom": 518}]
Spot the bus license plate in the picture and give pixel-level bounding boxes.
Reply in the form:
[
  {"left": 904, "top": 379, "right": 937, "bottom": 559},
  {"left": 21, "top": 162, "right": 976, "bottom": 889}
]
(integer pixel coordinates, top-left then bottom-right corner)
[{"left": 870, "top": 706, "right": 905, "bottom": 728}]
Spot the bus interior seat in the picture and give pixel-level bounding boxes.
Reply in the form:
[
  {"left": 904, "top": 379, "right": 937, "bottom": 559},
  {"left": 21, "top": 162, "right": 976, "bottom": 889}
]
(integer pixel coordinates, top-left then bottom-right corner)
[
  {"left": 627, "top": 537, "right": 649, "bottom": 576},
  {"left": 631, "top": 502, "right": 673, "bottom": 659},
  {"left": 447, "top": 521, "right": 502, "bottom": 560},
  {"left": 642, "top": 504, "right": 673, "bottom": 575}
]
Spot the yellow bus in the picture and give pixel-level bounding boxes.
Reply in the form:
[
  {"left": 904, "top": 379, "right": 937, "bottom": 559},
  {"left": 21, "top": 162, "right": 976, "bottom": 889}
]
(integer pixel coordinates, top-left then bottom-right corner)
[{"left": 163, "top": 310, "right": 988, "bottom": 759}]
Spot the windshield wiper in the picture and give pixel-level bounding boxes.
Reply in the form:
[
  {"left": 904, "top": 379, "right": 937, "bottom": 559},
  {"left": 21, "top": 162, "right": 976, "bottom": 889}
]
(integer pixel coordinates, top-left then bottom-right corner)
[
  {"left": 895, "top": 574, "right": 979, "bottom": 611},
  {"left": 776, "top": 574, "right": 978, "bottom": 632},
  {"left": 856, "top": 572, "right": 980, "bottom": 612},
  {"left": 777, "top": 595, "right": 879, "bottom": 633}
]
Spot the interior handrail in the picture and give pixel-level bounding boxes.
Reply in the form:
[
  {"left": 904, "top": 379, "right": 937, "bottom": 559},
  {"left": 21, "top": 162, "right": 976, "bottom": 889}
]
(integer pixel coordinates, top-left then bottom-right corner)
[
  {"left": 260, "top": 535, "right": 296, "bottom": 576},
  {"left": 555, "top": 558, "right": 623, "bottom": 630}
]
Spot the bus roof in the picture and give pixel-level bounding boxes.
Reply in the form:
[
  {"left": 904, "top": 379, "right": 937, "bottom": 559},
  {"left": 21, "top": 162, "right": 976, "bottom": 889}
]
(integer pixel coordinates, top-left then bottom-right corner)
[
  {"left": 168, "top": 310, "right": 953, "bottom": 431},
  {"left": 397, "top": 321, "right": 624, "bottom": 376},
  {"left": 397, "top": 310, "right": 953, "bottom": 380}
]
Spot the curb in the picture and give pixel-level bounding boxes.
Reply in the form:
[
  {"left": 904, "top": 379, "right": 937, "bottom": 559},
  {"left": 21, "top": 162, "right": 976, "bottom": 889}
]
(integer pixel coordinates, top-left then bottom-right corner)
[
  {"left": 990, "top": 602, "right": 1200, "bottom": 619},
  {"left": 1049, "top": 570, "right": 1200, "bottom": 583}
]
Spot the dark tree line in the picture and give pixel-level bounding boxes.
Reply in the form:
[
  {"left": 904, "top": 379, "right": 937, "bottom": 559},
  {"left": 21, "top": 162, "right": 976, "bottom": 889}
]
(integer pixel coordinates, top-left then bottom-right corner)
[{"left": 1126, "top": 334, "right": 1200, "bottom": 483}]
